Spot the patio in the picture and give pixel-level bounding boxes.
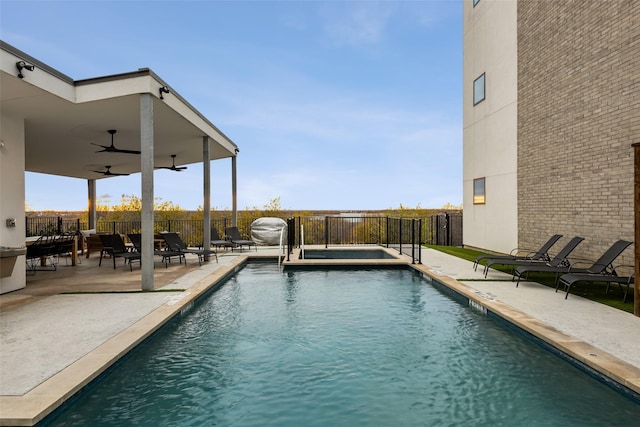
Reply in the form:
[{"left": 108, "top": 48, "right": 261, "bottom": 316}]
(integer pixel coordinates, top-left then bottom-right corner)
[{"left": 1, "top": 252, "right": 204, "bottom": 311}]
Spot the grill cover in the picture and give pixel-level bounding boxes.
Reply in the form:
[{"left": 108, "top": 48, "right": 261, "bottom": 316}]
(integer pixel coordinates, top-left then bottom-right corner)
[{"left": 250, "top": 217, "right": 287, "bottom": 245}]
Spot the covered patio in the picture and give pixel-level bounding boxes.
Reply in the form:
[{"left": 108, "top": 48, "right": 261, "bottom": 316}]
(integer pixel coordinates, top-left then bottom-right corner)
[{"left": 0, "top": 40, "right": 239, "bottom": 294}]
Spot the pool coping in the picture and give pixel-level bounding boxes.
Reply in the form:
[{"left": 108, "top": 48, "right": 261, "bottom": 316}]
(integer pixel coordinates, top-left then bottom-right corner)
[
  {"left": 409, "top": 264, "right": 640, "bottom": 399},
  {"left": 285, "top": 246, "right": 409, "bottom": 267},
  {"left": 1, "top": 253, "right": 639, "bottom": 425}
]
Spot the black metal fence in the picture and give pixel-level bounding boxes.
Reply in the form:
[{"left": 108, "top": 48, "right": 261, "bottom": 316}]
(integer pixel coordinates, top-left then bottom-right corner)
[
  {"left": 293, "top": 214, "right": 462, "bottom": 248},
  {"left": 26, "top": 212, "right": 462, "bottom": 250},
  {"left": 25, "top": 216, "right": 258, "bottom": 247}
]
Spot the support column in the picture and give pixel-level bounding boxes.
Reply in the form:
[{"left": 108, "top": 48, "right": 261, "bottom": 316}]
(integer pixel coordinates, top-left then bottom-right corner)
[
  {"left": 87, "top": 179, "right": 97, "bottom": 230},
  {"left": 232, "top": 155, "right": 238, "bottom": 227},
  {"left": 140, "top": 93, "right": 154, "bottom": 291},
  {"left": 633, "top": 143, "right": 639, "bottom": 317},
  {"left": 203, "top": 136, "right": 211, "bottom": 259}
]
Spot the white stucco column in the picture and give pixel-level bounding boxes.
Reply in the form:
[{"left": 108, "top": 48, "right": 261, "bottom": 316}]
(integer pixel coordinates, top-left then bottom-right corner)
[
  {"left": 203, "top": 136, "right": 211, "bottom": 259},
  {"left": 87, "top": 179, "right": 97, "bottom": 230},
  {"left": 232, "top": 155, "right": 238, "bottom": 227},
  {"left": 140, "top": 93, "right": 154, "bottom": 290}
]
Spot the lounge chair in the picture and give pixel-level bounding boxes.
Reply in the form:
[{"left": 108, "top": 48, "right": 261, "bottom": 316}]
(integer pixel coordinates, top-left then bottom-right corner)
[
  {"left": 484, "top": 236, "right": 584, "bottom": 278},
  {"left": 557, "top": 267, "right": 634, "bottom": 301},
  {"left": 98, "top": 234, "right": 141, "bottom": 271},
  {"left": 161, "top": 232, "right": 217, "bottom": 265},
  {"left": 127, "top": 233, "right": 184, "bottom": 268},
  {"left": 473, "top": 234, "right": 562, "bottom": 271},
  {"left": 210, "top": 227, "right": 234, "bottom": 250},
  {"left": 514, "top": 239, "right": 633, "bottom": 288},
  {"left": 225, "top": 226, "right": 257, "bottom": 251}
]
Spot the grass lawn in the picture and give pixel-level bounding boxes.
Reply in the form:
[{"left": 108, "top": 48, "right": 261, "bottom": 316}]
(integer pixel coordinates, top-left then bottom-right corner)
[{"left": 425, "top": 245, "right": 635, "bottom": 314}]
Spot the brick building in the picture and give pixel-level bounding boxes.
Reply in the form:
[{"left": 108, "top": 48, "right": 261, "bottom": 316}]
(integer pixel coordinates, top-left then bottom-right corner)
[{"left": 463, "top": 0, "right": 638, "bottom": 264}]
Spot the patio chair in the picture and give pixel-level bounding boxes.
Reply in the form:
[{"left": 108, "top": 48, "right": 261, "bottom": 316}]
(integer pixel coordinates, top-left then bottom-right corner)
[
  {"left": 53, "top": 232, "right": 78, "bottom": 266},
  {"left": 557, "top": 266, "right": 635, "bottom": 301},
  {"left": 513, "top": 239, "right": 633, "bottom": 289},
  {"left": 210, "top": 227, "right": 234, "bottom": 250},
  {"left": 160, "top": 232, "right": 217, "bottom": 265},
  {"left": 484, "top": 236, "right": 584, "bottom": 278},
  {"left": 98, "top": 234, "right": 141, "bottom": 271},
  {"left": 127, "top": 233, "right": 184, "bottom": 268},
  {"left": 25, "top": 235, "right": 57, "bottom": 275},
  {"left": 473, "top": 234, "right": 562, "bottom": 271},
  {"left": 225, "top": 226, "right": 257, "bottom": 251}
]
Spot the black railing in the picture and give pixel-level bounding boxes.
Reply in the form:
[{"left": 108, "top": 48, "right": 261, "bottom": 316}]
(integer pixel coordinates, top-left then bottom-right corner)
[
  {"left": 26, "top": 213, "right": 462, "bottom": 252},
  {"left": 384, "top": 218, "right": 422, "bottom": 264},
  {"left": 287, "top": 217, "right": 296, "bottom": 261}
]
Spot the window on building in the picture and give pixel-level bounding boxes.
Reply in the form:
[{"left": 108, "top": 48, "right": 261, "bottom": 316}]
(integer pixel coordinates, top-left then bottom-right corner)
[
  {"left": 473, "top": 0, "right": 480, "bottom": 6},
  {"left": 473, "top": 178, "right": 486, "bottom": 204},
  {"left": 473, "top": 73, "right": 485, "bottom": 105}
]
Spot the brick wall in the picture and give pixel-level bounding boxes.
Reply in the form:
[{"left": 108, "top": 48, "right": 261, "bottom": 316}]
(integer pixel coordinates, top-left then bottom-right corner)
[{"left": 517, "top": 0, "right": 639, "bottom": 264}]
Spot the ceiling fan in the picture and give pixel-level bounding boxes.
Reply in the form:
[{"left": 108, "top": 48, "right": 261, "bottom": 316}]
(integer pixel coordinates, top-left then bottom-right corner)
[
  {"left": 92, "top": 129, "right": 141, "bottom": 154},
  {"left": 156, "top": 154, "right": 187, "bottom": 172},
  {"left": 91, "top": 165, "right": 130, "bottom": 176}
]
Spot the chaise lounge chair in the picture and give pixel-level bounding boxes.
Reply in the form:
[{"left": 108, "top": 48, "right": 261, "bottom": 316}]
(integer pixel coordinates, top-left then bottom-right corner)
[
  {"left": 225, "top": 226, "right": 257, "bottom": 251},
  {"left": 127, "top": 233, "right": 184, "bottom": 268},
  {"left": 473, "top": 234, "right": 562, "bottom": 272},
  {"left": 161, "top": 232, "right": 217, "bottom": 265},
  {"left": 557, "top": 267, "right": 635, "bottom": 301},
  {"left": 484, "top": 236, "right": 584, "bottom": 278},
  {"left": 98, "top": 234, "right": 141, "bottom": 271},
  {"left": 211, "top": 227, "right": 234, "bottom": 250},
  {"left": 513, "top": 239, "right": 633, "bottom": 289}
]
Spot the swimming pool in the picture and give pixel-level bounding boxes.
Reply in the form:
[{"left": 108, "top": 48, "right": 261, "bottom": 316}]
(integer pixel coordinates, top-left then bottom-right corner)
[
  {"left": 301, "top": 248, "right": 397, "bottom": 259},
  {"left": 42, "top": 264, "right": 640, "bottom": 426}
]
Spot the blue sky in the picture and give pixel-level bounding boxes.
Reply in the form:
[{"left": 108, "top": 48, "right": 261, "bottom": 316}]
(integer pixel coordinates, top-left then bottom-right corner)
[{"left": 1, "top": 0, "right": 462, "bottom": 211}]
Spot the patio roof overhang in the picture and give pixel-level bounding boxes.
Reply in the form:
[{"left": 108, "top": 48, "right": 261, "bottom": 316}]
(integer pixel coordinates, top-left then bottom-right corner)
[
  {"left": 1, "top": 41, "right": 238, "bottom": 179},
  {"left": 1, "top": 40, "right": 239, "bottom": 291}
]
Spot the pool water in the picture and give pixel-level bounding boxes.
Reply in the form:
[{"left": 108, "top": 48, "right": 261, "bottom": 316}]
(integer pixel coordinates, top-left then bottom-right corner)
[
  {"left": 301, "top": 248, "right": 397, "bottom": 259},
  {"left": 44, "top": 265, "right": 640, "bottom": 426}
]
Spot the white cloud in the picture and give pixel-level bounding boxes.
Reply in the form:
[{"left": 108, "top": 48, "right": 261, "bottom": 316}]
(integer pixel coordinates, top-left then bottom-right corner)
[{"left": 321, "top": 1, "right": 396, "bottom": 47}]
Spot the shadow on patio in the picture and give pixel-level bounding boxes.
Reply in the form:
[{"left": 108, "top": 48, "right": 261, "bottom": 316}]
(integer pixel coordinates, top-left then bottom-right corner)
[{"left": 0, "top": 253, "right": 203, "bottom": 311}]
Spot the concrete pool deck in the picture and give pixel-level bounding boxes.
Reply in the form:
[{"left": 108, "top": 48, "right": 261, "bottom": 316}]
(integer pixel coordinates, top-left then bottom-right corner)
[{"left": 1, "top": 246, "right": 639, "bottom": 425}]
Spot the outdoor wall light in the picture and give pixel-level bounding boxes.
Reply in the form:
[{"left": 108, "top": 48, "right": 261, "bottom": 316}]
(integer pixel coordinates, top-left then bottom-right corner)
[
  {"left": 16, "top": 61, "right": 35, "bottom": 78},
  {"left": 159, "top": 85, "right": 170, "bottom": 99}
]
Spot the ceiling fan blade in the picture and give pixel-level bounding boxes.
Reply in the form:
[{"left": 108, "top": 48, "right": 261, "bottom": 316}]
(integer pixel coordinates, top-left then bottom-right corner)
[
  {"left": 92, "top": 166, "right": 130, "bottom": 176},
  {"left": 92, "top": 130, "right": 141, "bottom": 154},
  {"left": 114, "top": 148, "right": 141, "bottom": 154},
  {"left": 156, "top": 155, "right": 188, "bottom": 171},
  {"left": 91, "top": 143, "right": 110, "bottom": 153}
]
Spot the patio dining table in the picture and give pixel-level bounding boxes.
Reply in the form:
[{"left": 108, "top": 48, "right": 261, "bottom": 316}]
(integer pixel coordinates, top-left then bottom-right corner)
[{"left": 26, "top": 235, "right": 78, "bottom": 266}]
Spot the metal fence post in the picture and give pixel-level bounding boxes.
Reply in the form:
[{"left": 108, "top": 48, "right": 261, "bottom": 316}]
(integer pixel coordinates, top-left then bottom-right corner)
[
  {"left": 418, "top": 218, "right": 422, "bottom": 264},
  {"left": 411, "top": 218, "right": 416, "bottom": 264},
  {"left": 386, "top": 217, "right": 389, "bottom": 248},
  {"left": 399, "top": 219, "right": 403, "bottom": 255},
  {"left": 324, "top": 216, "right": 329, "bottom": 248},
  {"left": 445, "top": 212, "right": 450, "bottom": 246}
]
